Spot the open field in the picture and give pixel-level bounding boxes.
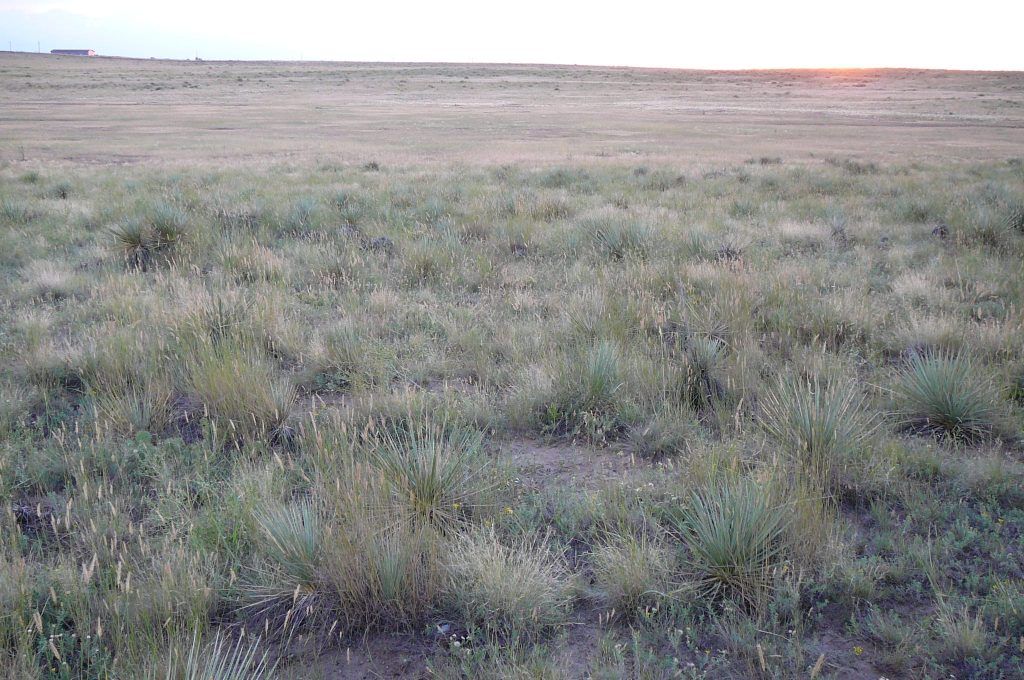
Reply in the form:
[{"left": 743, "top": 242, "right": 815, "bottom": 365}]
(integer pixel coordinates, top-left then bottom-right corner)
[
  {"left": 2, "top": 54, "right": 1024, "bottom": 678},
  {"left": 2, "top": 54, "right": 1024, "bottom": 167}
]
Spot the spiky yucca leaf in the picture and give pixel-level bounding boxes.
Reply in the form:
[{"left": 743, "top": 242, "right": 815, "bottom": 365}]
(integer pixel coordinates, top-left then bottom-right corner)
[
  {"left": 579, "top": 340, "right": 623, "bottom": 410},
  {"left": 680, "top": 336, "right": 727, "bottom": 410}
]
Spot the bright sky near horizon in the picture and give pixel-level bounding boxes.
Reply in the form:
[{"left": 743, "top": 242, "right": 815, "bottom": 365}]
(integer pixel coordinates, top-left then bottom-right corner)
[{"left": 1, "top": 0, "right": 1022, "bottom": 70}]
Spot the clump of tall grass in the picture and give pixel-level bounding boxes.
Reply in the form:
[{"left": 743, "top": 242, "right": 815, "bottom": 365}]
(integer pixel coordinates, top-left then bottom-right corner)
[
  {"left": 934, "top": 601, "right": 988, "bottom": 662},
  {"left": 584, "top": 216, "right": 653, "bottom": 260},
  {"left": 401, "top": 238, "right": 456, "bottom": 285},
  {"left": 366, "top": 419, "right": 489, "bottom": 532},
  {"left": 147, "top": 630, "right": 276, "bottom": 680},
  {"left": 303, "top": 321, "right": 396, "bottom": 394},
  {"left": 110, "top": 201, "right": 189, "bottom": 269},
  {"left": 538, "top": 341, "right": 631, "bottom": 440},
  {"left": 0, "top": 198, "right": 40, "bottom": 225},
  {"left": 677, "top": 336, "right": 728, "bottom": 411},
  {"left": 187, "top": 340, "right": 295, "bottom": 445},
  {"left": 591, "top": 532, "right": 675, "bottom": 616},
  {"left": 279, "top": 196, "right": 324, "bottom": 236},
  {"left": 323, "top": 520, "right": 444, "bottom": 630},
  {"left": 333, "top": 188, "right": 369, "bottom": 227},
  {"left": 627, "top": 411, "right": 694, "bottom": 460},
  {"left": 759, "top": 375, "right": 875, "bottom": 491},
  {"left": 21, "top": 260, "right": 77, "bottom": 301},
  {"left": 90, "top": 375, "right": 175, "bottom": 438},
  {"left": 446, "top": 528, "right": 574, "bottom": 642},
  {"left": 669, "top": 477, "right": 789, "bottom": 609},
  {"left": 894, "top": 350, "right": 1000, "bottom": 442}
]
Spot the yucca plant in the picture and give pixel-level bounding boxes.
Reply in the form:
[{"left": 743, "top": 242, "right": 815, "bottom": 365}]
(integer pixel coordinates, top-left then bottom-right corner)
[
  {"left": 579, "top": 340, "right": 624, "bottom": 410},
  {"left": 110, "top": 202, "right": 189, "bottom": 269},
  {"left": 148, "top": 201, "right": 190, "bottom": 248},
  {"left": 110, "top": 219, "right": 153, "bottom": 269},
  {"left": 541, "top": 341, "right": 627, "bottom": 439},
  {"left": 1003, "top": 198, "right": 1024, "bottom": 232},
  {"left": 895, "top": 350, "right": 1000, "bottom": 442},
  {"left": 679, "top": 335, "right": 727, "bottom": 410},
  {"left": 590, "top": 218, "right": 652, "bottom": 260},
  {"left": 150, "top": 630, "right": 275, "bottom": 680},
  {"left": 670, "top": 477, "right": 789, "bottom": 609},
  {"left": 759, "top": 375, "right": 875, "bottom": 490},
  {"left": 242, "top": 499, "right": 332, "bottom": 638},
  {"left": 366, "top": 419, "right": 488, "bottom": 532},
  {"left": 252, "top": 499, "right": 321, "bottom": 586}
]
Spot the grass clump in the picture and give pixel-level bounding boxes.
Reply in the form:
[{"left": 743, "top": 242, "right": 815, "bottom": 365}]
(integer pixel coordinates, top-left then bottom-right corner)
[
  {"left": 366, "top": 419, "right": 490, "bottom": 532},
  {"left": 759, "top": 375, "right": 875, "bottom": 490},
  {"left": 934, "top": 601, "right": 989, "bottom": 662},
  {"left": 538, "top": 341, "right": 631, "bottom": 441},
  {"left": 110, "top": 201, "right": 190, "bottom": 269},
  {"left": 670, "top": 477, "right": 789, "bottom": 609},
  {"left": 446, "top": 528, "right": 574, "bottom": 642},
  {"left": 590, "top": 532, "right": 675, "bottom": 617},
  {"left": 894, "top": 350, "right": 1001, "bottom": 442},
  {"left": 187, "top": 340, "right": 295, "bottom": 446},
  {"left": 627, "top": 412, "right": 694, "bottom": 460}
]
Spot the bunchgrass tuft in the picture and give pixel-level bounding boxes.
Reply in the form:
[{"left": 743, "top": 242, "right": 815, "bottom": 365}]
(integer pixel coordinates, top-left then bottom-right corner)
[
  {"left": 149, "top": 631, "right": 276, "bottom": 680},
  {"left": 894, "top": 350, "right": 1000, "bottom": 442},
  {"left": 759, "top": 375, "right": 875, "bottom": 490},
  {"left": 590, "top": 532, "right": 674, "bottom": 616},
  {"left": 446, "top": 528, "right": 574, "bottom": 643},
  {"left": 366, "top": 419, "right": 489, "bottom": 532},
  {"left": 670, "top": 477, "right": 789, "bottom": 609},
  {"left": 187, "top": 340, "right": 295, "bottom": 445}
]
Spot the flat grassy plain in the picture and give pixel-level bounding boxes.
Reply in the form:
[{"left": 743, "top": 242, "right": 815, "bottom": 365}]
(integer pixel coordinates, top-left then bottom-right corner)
[{"left": 1, "top": 54, "right": 1024, "bottom": 678}]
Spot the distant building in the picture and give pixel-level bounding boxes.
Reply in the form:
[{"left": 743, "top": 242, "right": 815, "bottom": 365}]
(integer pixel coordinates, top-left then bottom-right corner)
[{"left": 50, "top": 49, "right": 96, "bottom": 57}]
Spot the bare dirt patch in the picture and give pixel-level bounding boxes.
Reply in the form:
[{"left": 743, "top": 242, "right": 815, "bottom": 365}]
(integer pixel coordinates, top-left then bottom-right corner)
[
  {"left": 498, "top": 438, "right": 646, "bottom": 491},
  {"left": 286, "top": 633, "right": 433, "bottom": 680}
]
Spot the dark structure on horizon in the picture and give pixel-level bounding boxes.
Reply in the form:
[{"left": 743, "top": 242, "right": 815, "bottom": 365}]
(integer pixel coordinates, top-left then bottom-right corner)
[{"left": 50, "top": 49, "right": 96, "bottom": 56}]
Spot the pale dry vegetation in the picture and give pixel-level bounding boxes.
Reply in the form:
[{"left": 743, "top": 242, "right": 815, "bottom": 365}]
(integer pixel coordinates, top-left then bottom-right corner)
[{"left": 1, "top": 58, "right": 1023, "bottom": 680}]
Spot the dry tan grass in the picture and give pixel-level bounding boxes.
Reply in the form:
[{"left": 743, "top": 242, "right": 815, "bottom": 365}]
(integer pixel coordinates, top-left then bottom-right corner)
[{"left": 1, "top": 54, "right": 1022, "bottom": 169}]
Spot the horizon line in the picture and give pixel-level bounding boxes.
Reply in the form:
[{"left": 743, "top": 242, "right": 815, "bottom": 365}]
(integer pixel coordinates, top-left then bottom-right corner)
[{"left": 4, "top": 50, "right": 1023, "bottom": 74}]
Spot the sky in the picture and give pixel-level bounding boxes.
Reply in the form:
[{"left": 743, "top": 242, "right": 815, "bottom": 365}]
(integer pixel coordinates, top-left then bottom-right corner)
[{"left": 1, "top": 0, "right": 1022, "bottom": 70}]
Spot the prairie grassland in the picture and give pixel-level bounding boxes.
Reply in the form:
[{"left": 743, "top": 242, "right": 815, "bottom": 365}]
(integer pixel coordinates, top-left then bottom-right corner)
[{"left": 2, "top": 56, "right": 1024, "bottom": 679}]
